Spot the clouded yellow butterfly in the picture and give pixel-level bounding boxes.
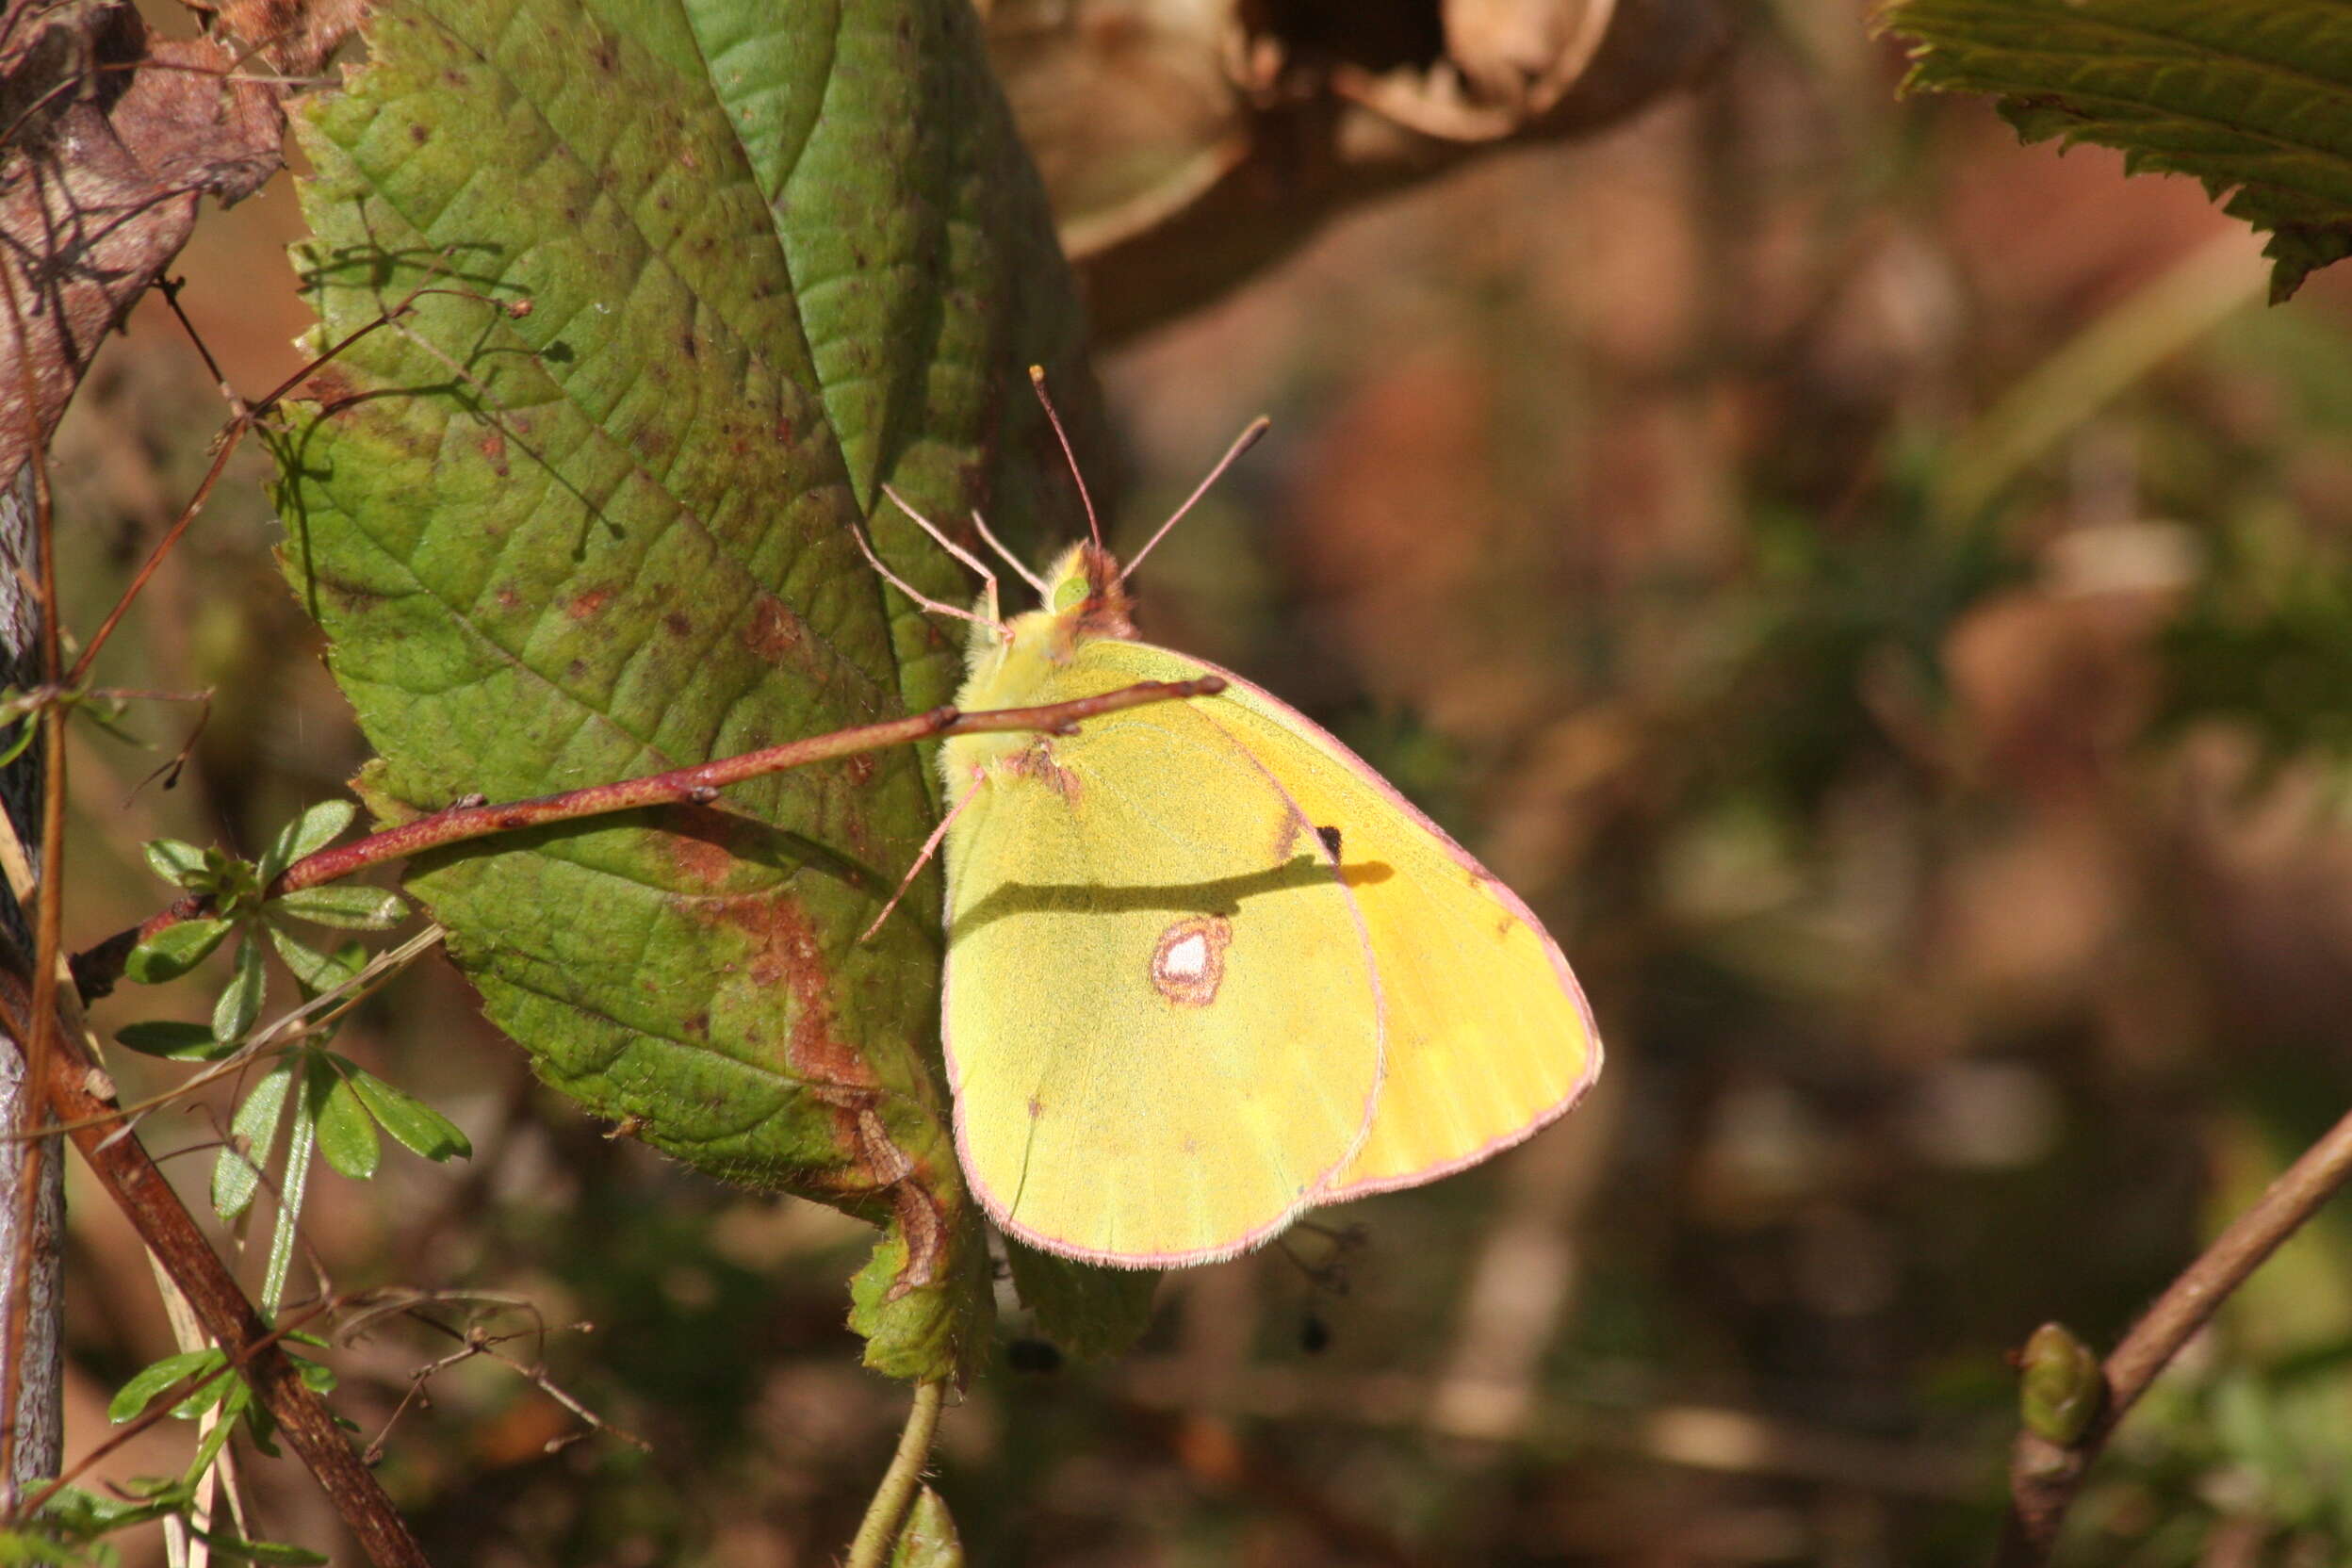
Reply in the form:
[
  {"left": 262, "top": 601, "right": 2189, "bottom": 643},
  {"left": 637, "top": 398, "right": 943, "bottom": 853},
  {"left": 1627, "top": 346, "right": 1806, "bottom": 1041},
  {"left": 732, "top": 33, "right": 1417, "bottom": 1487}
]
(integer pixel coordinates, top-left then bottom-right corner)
[{"left": 867, "top": 373, "right": 1601, "bottom": 1268}]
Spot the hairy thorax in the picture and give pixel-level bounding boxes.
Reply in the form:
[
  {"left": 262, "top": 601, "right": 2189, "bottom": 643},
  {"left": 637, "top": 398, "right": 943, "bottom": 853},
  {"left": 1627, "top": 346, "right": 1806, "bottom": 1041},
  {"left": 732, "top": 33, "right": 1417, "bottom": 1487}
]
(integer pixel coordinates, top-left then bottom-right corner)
[{"left": 939, "top": 542, "right": 1136, "bottom": 804}]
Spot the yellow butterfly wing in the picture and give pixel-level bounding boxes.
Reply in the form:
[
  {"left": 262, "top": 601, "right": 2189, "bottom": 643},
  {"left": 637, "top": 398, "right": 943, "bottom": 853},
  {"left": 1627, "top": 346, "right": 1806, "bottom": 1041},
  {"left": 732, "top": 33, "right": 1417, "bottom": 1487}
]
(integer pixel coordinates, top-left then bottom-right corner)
[
  {"left": 941, "top": 650, "right": 1384, "bottom": 1266},
  {"left": 1067, "top": 640, "right": 1602, "bottom": 1200}
]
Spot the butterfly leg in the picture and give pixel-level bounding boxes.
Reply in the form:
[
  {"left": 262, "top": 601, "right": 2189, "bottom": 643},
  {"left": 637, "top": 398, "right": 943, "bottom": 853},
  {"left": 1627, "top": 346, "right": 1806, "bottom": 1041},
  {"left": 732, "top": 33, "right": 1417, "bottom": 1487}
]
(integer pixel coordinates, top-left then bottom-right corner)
[
  {"left": 858, "top": 780, "right": 981, "bottom": 942},
  {"left": 851, "top": 506, "right": 1001, "bottom": 634},
  {"left": 876, "top": 484, "right": 1004, "bottom": 628}
]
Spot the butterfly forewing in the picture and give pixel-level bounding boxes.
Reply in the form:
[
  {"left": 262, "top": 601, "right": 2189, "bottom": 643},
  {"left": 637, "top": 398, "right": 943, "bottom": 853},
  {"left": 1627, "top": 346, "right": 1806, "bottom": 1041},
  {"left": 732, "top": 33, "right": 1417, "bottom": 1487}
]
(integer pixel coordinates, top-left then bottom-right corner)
[{"left": 942, "top": 651, "right": 1383, "bottom": 1266}]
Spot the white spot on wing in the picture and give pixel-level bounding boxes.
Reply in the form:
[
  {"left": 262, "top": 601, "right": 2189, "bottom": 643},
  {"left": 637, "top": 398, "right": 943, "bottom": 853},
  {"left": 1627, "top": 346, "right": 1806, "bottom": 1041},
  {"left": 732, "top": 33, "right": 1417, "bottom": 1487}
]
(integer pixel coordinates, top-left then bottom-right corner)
[
  {"left": 1150, "top": 916, "right": 1232, "bottom": 1007},
  {"left": 1162, "top": 933, "right": 1209, "bottom": 981}
]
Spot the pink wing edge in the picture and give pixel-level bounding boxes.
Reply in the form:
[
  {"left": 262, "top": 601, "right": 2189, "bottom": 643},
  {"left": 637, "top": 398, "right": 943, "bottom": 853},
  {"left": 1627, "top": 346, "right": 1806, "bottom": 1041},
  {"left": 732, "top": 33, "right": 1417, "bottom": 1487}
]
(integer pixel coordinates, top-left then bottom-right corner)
[
  {"left": 938, "top": 694, "right": 1391, "bottom": 1271},
  {"left": 1190, "top": 656, "right": 1607, "bottom": 1207}
]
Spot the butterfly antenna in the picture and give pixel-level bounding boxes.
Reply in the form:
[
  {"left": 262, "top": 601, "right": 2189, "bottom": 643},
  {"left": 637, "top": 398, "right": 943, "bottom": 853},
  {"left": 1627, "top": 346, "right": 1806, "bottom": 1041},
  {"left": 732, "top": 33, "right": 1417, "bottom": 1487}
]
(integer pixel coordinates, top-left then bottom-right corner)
[
  {"left": 969, "top": 508, "right": 1050, "bottom": 598},
  {"left": 854, "top": 501, "right": 1003, "bottom": 634},
  {"left": 1028, "top": 364, "right": 1102, "bottom": 548},
  {"left": 1120, "top": 416, "right": 1271, "bottom": 583}
]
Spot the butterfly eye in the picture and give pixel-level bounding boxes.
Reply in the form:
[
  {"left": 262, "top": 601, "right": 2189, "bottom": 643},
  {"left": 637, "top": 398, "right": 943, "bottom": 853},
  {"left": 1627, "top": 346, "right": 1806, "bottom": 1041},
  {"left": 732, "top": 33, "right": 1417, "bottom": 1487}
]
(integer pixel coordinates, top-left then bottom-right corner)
[{"left": 1051, "top": 575, "right": 1087, "bottom": 612}]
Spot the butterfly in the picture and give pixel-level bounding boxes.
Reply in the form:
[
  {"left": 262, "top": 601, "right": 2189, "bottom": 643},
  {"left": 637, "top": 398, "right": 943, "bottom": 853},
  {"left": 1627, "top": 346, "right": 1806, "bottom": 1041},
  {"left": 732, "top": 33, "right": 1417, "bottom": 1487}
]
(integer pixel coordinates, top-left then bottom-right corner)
[{"left": 859, "top": 371, "right": 1601, "bottom": 1268}]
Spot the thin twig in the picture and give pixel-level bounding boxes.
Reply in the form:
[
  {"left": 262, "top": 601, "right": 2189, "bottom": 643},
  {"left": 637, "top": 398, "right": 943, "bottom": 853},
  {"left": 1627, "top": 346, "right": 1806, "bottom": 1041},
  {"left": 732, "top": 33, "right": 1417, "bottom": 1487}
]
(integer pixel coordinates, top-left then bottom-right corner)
[
  {"left": 380, "top": 1301, "right": 645, "bottom": 1459},
  {"left": 272, "top": 680, "right": 1219, "bottom": 896},
  {"left": 74, "top": 678, "right": 1223, "bottom": 990},
  {"left": 1994, "top": 1101, "right": 2352, "bottom": 1566},
  {"left": 843, "top": 1379, "right": 946, "bottom": 1568}
]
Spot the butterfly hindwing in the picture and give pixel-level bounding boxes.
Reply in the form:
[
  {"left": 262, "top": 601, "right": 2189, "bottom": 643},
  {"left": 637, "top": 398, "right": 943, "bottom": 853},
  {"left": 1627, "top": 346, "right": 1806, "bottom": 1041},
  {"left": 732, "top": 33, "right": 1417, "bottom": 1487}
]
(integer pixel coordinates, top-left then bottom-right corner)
[
  {"left": 1070, "top": 641, "right": 1601, "bottom": 1200},
  {"left": 941, "top": 645, "right": 1384, "bottom": 1266}
]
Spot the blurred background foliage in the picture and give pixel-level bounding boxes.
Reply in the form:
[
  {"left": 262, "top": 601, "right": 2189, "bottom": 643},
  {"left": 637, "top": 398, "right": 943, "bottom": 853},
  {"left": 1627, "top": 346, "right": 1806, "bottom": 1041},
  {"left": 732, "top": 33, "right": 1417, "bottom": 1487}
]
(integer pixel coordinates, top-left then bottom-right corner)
[{"left": 44, "top": 0, "right": 2352, "bottom": 1562}]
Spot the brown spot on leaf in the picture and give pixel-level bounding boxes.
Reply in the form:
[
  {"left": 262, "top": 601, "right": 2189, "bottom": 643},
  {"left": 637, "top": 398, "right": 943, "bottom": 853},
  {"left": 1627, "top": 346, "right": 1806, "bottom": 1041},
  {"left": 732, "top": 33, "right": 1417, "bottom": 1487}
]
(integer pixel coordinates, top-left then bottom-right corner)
[
  {"left": 743, "top": 592, "right": 822, "bottom": 677},
  {"left": 479, "top": 429, "right": 508, "bottom": 476},
  {"left": 302, "top": 366, "right": 361, "bottom": 414},
  {"left": 875, "top": 1155, "right": 948, "bottom": 1298},
  {"left": 658, "top": 815, "right": 955, "bottom": 1299},
  {"left": 660, "top": 803, "right": 746, "bottom": 889},
  {"left": 664, "top": 611, "right": 693, "bottom": 638},
  {"left": 567, "top": 585, "right": 612, "bottom": 620},
  {"left": 719, "top": 888, "right": 877, "bottom": 1093},
  {"left": 845, "top": 754, "right": 876, "bottom": 788}
]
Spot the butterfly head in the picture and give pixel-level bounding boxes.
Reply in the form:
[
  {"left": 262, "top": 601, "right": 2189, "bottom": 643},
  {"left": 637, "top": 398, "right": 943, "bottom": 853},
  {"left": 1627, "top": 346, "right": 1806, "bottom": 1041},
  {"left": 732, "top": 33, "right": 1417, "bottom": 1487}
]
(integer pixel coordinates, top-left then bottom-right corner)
[{"left": 1037, "top": 540, "right": 1135, "bottom": 642}]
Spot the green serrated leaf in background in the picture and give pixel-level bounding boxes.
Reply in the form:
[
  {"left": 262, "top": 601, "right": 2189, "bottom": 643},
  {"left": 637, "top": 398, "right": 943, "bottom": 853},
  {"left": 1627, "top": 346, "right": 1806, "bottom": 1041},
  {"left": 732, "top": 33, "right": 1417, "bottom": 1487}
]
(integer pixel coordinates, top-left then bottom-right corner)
[
  {"left": 1003, "top": 1237, "right": 1161, "bottom": 1362},
  {"left": 276, "top": 0, "right": 1106, "bottom": 1382},
  {"left": 1883, "top": 0, "right": 2352, "bottom": 301}
]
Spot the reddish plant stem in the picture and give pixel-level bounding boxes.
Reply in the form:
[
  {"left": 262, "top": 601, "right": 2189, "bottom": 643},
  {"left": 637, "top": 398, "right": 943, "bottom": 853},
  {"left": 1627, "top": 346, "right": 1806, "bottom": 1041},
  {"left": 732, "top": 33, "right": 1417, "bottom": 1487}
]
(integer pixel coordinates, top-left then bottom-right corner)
[
  {"left": 277, "top": 681, "right": 1215, "bottom": 893},
  {"left": 89, "top": 678, "right": 1222, "bottom": 963},
  {"left": 1995, "top": 1101, "right": 2352, "bottom": 1566},
  {"left": 24, "top": 1001, "right": 429, "bottom": 1567}
]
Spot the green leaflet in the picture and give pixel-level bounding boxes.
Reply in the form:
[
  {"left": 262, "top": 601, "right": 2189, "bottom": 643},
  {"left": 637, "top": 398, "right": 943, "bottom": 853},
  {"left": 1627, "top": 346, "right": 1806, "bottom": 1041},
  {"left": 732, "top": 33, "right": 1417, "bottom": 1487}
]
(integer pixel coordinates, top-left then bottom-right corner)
[
  {"left": 275, "top": 0, "right": 1097, "bottom": 1381},
  {"left": 1885, "top": 0, "right": 2352, "bottom": 301},
  {"left": 888, "top": 1486, "right": 963, "bottom": 1566},
  {"left": 1004, "top": 1238, "right": 1161, "bottom": 1362}
]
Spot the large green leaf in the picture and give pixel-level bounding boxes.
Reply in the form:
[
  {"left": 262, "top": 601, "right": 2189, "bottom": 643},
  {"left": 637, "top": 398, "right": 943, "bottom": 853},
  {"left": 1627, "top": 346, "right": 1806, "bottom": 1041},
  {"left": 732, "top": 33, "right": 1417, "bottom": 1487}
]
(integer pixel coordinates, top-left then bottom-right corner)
[
  {"left": 1884, "top": 0, "right": 2352, "bottom": 301},
  {"left": 274, "top": 0, "right": 1102, "bottom": 1380}
]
